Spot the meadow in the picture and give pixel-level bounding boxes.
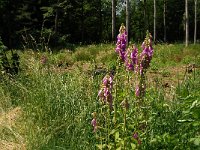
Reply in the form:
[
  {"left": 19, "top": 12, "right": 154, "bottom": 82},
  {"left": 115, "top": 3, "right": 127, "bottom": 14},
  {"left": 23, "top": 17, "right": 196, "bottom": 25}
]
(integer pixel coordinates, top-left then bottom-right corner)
[{"left": 0, "top": 42, "right": 200, "bottom": 149}]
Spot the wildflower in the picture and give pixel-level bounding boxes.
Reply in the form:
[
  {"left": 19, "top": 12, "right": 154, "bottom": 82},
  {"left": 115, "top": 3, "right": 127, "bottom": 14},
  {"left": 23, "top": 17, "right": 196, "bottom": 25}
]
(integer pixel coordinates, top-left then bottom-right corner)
[
  {"left": 140, "top": 31, "right": 154, "bottom": 75},
  {"left": 133, "top": 132, "right": 142, "bottom": 145},
  {"left": 125, "top": 61, "right": 134, "bottom": 71},
  {"left": 103, "top": 74, "right": 113, "bottom": 90},
  {"left": 91, "top": 112, "right": 97, "bottom": 132},
  {"left": 130, "top": 45, "right": 138, "bottom": 66},
  {"left": 116, "top": 23, "right": 127, "bottom": 61},
  {"left": 125, "top": 45, "right": 138, "bottom": 71},
  {"left": 91, "top": 118, "right": 97, "bottom": 132},
  {"left": 133, "top": 132, "right": 138, "bottom": 139},
  {"left": 98, "top": 74, "right": 113, "bottom": 109},
  {"left": 135, "top": 85, "right": 140, "bottom": 97},
  {"left": 135, "top": 83, "right": 146, "bottom": 98}
]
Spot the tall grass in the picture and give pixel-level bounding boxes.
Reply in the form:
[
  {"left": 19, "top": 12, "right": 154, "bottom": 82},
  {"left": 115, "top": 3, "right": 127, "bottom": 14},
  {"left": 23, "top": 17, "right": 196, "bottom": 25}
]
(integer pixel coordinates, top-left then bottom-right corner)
[{"left": 1, "top": 55, "right": 102, "bottom": 149}]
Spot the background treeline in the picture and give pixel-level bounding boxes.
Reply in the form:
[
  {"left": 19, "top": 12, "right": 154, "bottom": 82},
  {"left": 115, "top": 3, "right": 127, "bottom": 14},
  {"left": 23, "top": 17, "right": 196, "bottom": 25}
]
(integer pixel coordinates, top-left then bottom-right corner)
[{"left": 0, "top": 0, "right": 199, "bottom": 49}]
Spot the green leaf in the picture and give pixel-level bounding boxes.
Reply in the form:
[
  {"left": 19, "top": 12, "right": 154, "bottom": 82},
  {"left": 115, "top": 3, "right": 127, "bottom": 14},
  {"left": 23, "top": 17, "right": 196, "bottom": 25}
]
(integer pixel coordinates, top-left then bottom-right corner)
[
  {"left": 177, "top": 119, "right": 194, "bottom": 123},
  {"left": 150, "top": 138, "right": 157, "bottom": 144},
  {"left": 190, "top": 137, "right": 200, "bottom": 146},
  {"left": 115, "top": 132, "right": 119, "bottom": 140},
  {"left": 96, "top": 144, "right": 107, "bottom": 149},
  {"left": 190, "top": 100, "right": 198, "bottom": 109},
  {"left": 192, "top": 122, "right": 200, "bottom": 127},
  {"left": 194, "top": 139, "right": 200, "bottom": 146},
  {"left": 116, "top": 146, "right": 121, "bottom": 150},
  {"left": 131, "top": 143, "right": 136, "bottom": 149},
  {"left": 110, "top": 129, "right": 116, "bottom": 135},
  {"left": 107, "top": 144, "right": 113, "bottom": 149}
]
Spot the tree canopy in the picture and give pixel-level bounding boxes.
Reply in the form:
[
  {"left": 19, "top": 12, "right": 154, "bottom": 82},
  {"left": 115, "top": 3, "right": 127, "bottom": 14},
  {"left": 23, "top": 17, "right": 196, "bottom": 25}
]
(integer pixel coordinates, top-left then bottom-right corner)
[{"left": 0, "top": 0, "right": 199, "bottom": 49}]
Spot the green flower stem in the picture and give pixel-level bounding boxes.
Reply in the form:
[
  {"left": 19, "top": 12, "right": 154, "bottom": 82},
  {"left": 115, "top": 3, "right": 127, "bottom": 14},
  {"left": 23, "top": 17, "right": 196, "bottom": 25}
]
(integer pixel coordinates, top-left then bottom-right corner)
[
  {"left": 123, "top": 107, "right": 127, "bottom": 150},
  {"left": 114, "top": 58, "right": 120, "bottom": 125}
]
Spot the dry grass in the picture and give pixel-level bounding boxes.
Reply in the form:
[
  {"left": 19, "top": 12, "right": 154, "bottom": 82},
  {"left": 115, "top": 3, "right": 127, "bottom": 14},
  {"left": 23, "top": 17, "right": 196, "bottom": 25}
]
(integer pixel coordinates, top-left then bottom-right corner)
[
  {"left": 0, "top": 140, "right": 25, "bottom": 150},
  {"left": 0, "top": 107, "right": 25, "bottom": 150},
  {"left": 0, "top": 107, "right": 22, "bottom": 126}
]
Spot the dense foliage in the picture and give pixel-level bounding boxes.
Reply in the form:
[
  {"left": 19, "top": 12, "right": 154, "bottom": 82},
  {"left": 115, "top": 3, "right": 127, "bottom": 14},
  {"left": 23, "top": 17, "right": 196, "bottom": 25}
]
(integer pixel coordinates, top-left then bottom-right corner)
[{"left": 0, "top": 0, "right": 200, "bottom": 48}]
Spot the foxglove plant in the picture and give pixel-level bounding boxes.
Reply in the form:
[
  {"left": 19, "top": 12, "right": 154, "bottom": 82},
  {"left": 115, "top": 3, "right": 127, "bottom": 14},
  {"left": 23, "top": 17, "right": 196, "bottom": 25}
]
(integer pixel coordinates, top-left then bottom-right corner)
[
  {"left": 91, "top": 25, "right": 154, "bottom": 149},
  {"left": 140, "top": 31, "right": 153, "bottom": 75},
  {"left": 115, "top": 23, "right": 127, "bottom": 62},
  {"left": 136, "top": 31, "right": 154, "bottom": 97},
  {"left": 91, "top": 112, "right": 97, "bottom": 132},
  {"left": 125, "top": 45, "right": 138, "bottom": 71},
  {"left": 133, "top": 132, "right": 142, "bottom": 145},
  {"left": 98, "top": 74, "right": 113, "bottom": 109}
]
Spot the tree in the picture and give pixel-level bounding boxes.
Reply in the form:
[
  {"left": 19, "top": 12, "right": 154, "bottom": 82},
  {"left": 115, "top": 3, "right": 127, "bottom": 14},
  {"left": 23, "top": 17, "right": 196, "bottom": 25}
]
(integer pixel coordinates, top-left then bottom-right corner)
[
  {"left": 0, "top": 0, "right": 23, "bottom": 47},
  {"left": 112, "top": 0, "right": 116, "bottom": 41},
  {"left": 185, "top": 0, "right": 189, "bottom": 47},
  {"left": 163, "top": 0, "right": 166, "bottom": 42},
  {"left": 194, "top": 0, "right": 197, "bottom": 44},
  {"left": 154, "top": 0, "right": 156, "bottom": 43},
  {"left": 126, "top": 0, "right": 130, "bottom": 43},
  {"left": 144, "top": 0, "right": 147, "bottom": 31}
]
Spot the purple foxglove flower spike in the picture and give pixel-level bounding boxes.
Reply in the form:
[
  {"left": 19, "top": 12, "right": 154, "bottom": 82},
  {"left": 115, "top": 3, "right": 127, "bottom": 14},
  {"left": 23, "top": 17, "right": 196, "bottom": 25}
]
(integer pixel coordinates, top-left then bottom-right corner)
[
  {"left": 139, "top": 31, "right": 154, "bottom": 74},
  {"left": 115, "top": 23, "right": 127, "bottom": 61},
  {"left": 103, "top": 77, "right": 108, "bottom": 87},
  {"left": 98, "top": 74, "right": 114, "bottom": 109},
  {"left": 91, "top": 118, "right": 97, "bottom": 132},
  {"left": 135, "top": 85, "right": 140, "bottom": 97},
  {"left": 133, "top": 132, "right": 139, "bottom": 139},
  {"left": 91, "top": 112, "right": 97, "bottom": 132}
]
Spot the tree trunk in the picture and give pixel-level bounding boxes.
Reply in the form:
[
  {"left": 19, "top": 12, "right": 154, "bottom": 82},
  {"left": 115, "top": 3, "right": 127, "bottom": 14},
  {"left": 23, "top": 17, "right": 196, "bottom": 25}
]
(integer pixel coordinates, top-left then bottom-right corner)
[
  {"left": 163, "top": 0, "right": 166, "bottom": 42},
  {"left": 54, "top": 0, "right": 60, "bottom": 33},
  {"left": 112, "top": 0, "right": 116, "bottom": 41},
  {"left": 142, "top": 0, "right": 148, "bottom": 39},
  {"left": 154, "top": 0, "right": 156, "bottom": 43},
  {"left": 81, "top": 0, "right": 84, "bottom": 43},
  {"left": 185, "top": 0, "right": 189, "bottom": 47},
  {"left": 99, "top": 0, "right": 102, "bottom": 42},
  {"left": 126, "top": 0, "right": 130, "bottom": 44},
  {"left": 194, "top": 0, "right": 197, "bottom": 44},
  {"left": 144, "top": 0, "right": 147, "bottom": 31},
  {"left": 55, "top": 9, "right": 58, "bottom": 33}
]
